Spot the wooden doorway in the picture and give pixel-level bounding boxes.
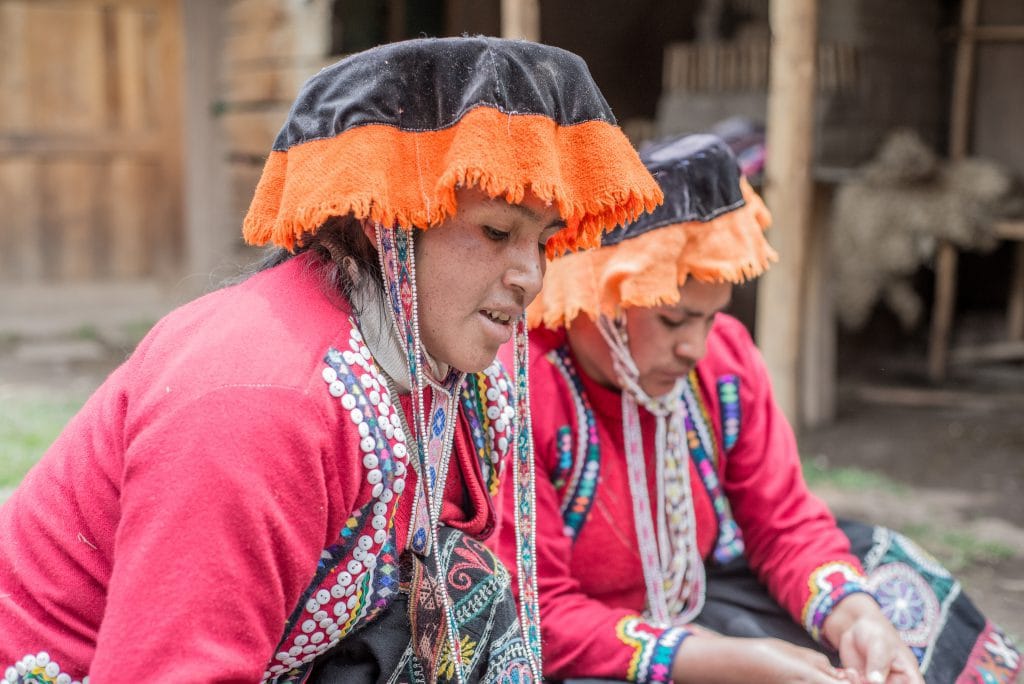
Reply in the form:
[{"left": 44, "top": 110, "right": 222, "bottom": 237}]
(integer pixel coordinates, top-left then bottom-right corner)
[{"left": 0, "top": 0, "right": 183, "bottom": 284}]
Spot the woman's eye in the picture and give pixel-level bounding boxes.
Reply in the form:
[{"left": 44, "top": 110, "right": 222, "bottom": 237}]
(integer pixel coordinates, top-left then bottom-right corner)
[
  {"left": 484, "top": 226, "right": 510, "bottom": 241},
  {"left": 659, "top": 316, "right": 685, "bottom": 328}
]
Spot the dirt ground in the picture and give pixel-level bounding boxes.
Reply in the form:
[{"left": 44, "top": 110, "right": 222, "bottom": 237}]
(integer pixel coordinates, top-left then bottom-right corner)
[
  {"left": 801, "top": 359, "right": 1024, "bottom": 642},
  {"left": 2, "top": 323, "right": 1022, "bottom": 644}
]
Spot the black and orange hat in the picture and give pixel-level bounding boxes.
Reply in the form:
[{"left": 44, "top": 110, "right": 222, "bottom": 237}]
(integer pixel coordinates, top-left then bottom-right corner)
[
  {"left": 242, "top": 36, "right": 663, "bottom": 255},
  {"left": 529, "top": 133, "right": 777, "bottom": 329}
]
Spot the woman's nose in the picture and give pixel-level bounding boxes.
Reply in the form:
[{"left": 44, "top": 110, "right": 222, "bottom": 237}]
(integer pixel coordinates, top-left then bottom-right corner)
[
  {"left": 674, "top": 327, "right": 707, "bottom": 363},
  {"left": 504, "top": 244, "right": 545, "bottom": 303}
]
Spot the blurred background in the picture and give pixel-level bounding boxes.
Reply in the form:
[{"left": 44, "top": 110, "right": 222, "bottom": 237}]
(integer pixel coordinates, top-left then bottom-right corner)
[{"left": 1, "top": 0, "right": 1022, "bottom": 639}]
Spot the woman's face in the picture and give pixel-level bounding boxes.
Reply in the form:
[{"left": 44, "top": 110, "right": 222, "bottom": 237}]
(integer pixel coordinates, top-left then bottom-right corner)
[
  {"left": 624, "top": 279, "right": 733, "bottom": 396},
  {"left": 569, "top": 279, "right": 733, "bottom": 398},
  {"left": 414, "top": 187, "right": 564, "bottom": 373}
]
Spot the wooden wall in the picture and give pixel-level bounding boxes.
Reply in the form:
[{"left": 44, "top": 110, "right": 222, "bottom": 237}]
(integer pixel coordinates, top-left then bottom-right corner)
[{"left": 0, "top": 0, "right": 182, "bottom": 284}]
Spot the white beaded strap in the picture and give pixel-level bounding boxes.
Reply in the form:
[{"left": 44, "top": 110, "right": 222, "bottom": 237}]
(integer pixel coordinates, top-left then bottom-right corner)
[{"left": 374, "top": 223, "right": 468, "bottom": 684}]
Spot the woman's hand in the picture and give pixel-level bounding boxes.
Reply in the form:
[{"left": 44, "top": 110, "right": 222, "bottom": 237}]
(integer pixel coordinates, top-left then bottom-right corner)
[
  {"left": 824, "top": 594, "right": 924, "bottom": 684},
  {"left": 672, "top": 634, "right": 857, "bottom": 684}
]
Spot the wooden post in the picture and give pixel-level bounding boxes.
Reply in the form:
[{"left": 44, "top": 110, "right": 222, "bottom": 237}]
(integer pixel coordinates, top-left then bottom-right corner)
[
  {"left": 501, "top": 0, "right": 540, "bottom": 42},
  {"left": 927, "top": 0, "right": 980, "bottom": 382},
  {"left": 1007, "top": 240, "right": 1024, "bottom": 342},
  {"left": 755, "top": 0, "right": 818, "bottom": 429},
  {"left": 801, "top": 183, "right": 836, "bottom": 427},
  {"left": 181, "top": 0, "right": 231, "bottom": 292}
]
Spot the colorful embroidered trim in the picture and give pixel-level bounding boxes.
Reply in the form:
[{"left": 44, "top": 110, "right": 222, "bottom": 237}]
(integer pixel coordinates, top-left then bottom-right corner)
[
  {"left": 716, "top": 374, "right": 741, "bottom": 452},
  {"left": 801, "top": 561, "right": 873, "bottom": 644},
  {"left": 551, "top": 426, "right": 574, "bottom": 491},
  {"left": 961, "top": 622, "right": 1022, "bottom": 683},
  {"left": 545, "top": 346, "right": 601, "bottom": 541},
  {"left": 615, "top": 616, "right": 691, "bottom": 684},
  {"left": 681, "top": 374, "right": 745, "bottom": 564},
  {"left": 4, "top": 652, "right": 85, "bottom": 684},
  {"left": 264, "top": 328, "right": 409, "bottom": 681},
  {"left": 861, "top": 526, "right": 960, "bottom": 671},
  {"left": 459, "top": 362, "right": 515, "bottom": 497}
]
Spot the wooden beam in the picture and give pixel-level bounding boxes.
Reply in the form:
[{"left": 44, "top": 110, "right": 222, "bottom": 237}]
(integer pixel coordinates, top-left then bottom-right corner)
[
  {"left": 949, "top": 0, "right": 980, "bottom": 160},
  {"left": 927, "top": 0, "right": 979, "bottom": 382},
  {"left": 951, "top": 25, "right": 1024, "bottom": 42},
  {"left": 0, "top": 133, "right": 162, "bottom": 156},
  {"left": 801, "top": 183, "right": 836, "bottom": 428},
  {"left": 500, "top": 0, "right": 539, "bottom": 42},
  {"left": 928, "top": 242, "right": 959, "bottom": 380},
  {"left": 755, "top": 0, "right": 818, "bottom": 428},
  {"left": 1008, "top": 242, "right": 1024, "bottom": 342},
  {"left": 950, "top": 340, "right": 1024, "bottom": 365}
]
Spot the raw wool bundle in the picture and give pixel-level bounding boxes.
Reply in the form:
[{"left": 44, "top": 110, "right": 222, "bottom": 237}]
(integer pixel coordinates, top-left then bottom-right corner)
[{"left": 831, "top": 129, "right": 1018, "bottom": 331}]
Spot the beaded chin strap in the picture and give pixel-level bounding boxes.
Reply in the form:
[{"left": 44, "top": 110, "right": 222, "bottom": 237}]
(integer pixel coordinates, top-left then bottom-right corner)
[
  {"left": 511, "top": 317, "right": 544, "bottom": 679},
  {"left": 597, "top": 313, "right": 706, "bottom": 627},
  {"left": 374, "top": 223, "right": 543, "bottom": 683},
  {"left": 375, "top": 223, "right": 468, "bottom": 683}
]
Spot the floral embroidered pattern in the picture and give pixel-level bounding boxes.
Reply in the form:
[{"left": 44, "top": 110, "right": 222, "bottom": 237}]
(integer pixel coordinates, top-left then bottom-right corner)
[
  {"left": 546, "top": 347, "right": 601, "bottom": 541},
  {"left": 404, "top": 528, "right": 536, "bottom": 683},
  {"left": 615, "top": 616, "right": 691, "bottom": 684},
  {"left": 861, "top": 526, "right": 979, "bottom": 672},
  {"left": 961, "top": 623, "right": 1022, "bottom": 683},
  {"left": 801, "top": 561, "right": 872, "bottom": 644},
  {"left": 4, "top": 652, "right": 84, "bottom": 684},
  {"left": 870, "top": 563, "right": 940, "bottom": 647}
]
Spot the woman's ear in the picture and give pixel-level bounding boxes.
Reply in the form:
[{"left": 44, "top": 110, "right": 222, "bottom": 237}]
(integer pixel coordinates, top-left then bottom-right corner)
[{"left": 359, "top": 219, "right": 377, "bottom": 245}]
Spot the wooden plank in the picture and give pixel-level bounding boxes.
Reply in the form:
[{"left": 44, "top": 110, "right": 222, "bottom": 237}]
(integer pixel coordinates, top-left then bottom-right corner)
[
  {"left": 0, "top": 133, "right": 162, "bottom": 156},
  {"left": 223, "top": 11, "right": 324, "bottom": 66},
  {"left": 960, "top": 25, "right": 1024, "bottom": 42},
  {"left": 926, "top": 0, "right": 979, "bottom": 382},
  {"left": 42, "top": 159, "right": 103, "bottom": 281},
  {"left": 225, "top": 0, "right": 289, "bottom": 31},
  {"left": 0, "top": 158, "right": 43, "bottom": 281},
  {"left": 950, "top": 0, "right": 980, "bottom": 159},
  {"left": 950, "top": 340, "right": 1024, "bottom": 365},
  {"left": 221, "top": 107, "right": 292, "bottom": 159},
  {"left": 851, "top": 382, "right": 1024, "bottom": 412},
  {"left": 801, "top": 183, "right": 836, "bottom": 428},
  {"left": 222, "top": 61, "right": 329, "bottom": 105},
  {"left": 994, "top": 220, "right": 1024, "bottom": 241},
  {"left": 108, "top": 157, "right": 153, "bottom": 277},
  {"left": 0, "top": 3, "right": 32, "bottom": 131},
  {"left": 755, "top": 0, "right": 818, "bottom": 428},
  {"left": 501, "top": 0, "right": 540, "bottom": 42},
  {"left": 24, "top": 2, "right": 107, "bottom": 134},
  {"left": 116, "top": 5, "right": 149, "bottom": 131},
  {"left": 1007, "top": 241, "right": 1024, "bottom": 342},
  {"left": 152, "top": 0, "right": 183, "bottom": 277},
  {"left": 927, "top": 241, "right": 959, "bottom": 382},
  {"left": 230, "top": 160, "right": 266, "bottom": 227}
]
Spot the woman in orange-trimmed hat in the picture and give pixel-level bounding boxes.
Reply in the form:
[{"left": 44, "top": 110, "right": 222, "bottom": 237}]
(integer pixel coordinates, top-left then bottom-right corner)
[
  {"left": 0, "top": 37, "right": 662, "bottom": 683},
  {"left": 490, "top": 133, "right": 1020, "bottom": 683}
]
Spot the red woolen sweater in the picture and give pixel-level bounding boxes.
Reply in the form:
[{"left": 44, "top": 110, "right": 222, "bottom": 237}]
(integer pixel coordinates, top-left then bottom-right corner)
[
  {"left": 0, "top": 254, "right": 505, "bottom": 682},
  {"left": 490, "top": 315, "right": 865, "bottom": 683}
]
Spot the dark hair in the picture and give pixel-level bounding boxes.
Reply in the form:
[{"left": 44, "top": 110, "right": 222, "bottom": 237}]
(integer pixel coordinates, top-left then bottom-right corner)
[{"left": 235, "top": 215, "right": 386, "bottom": 318}]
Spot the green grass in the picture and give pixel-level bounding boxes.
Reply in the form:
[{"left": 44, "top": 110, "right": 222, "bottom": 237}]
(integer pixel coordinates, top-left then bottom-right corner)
[
  {"left": 801, "top": 459, "right": 905, "bottom": 492},
  {"left": 899, "top": 523, "right": 1017, "bottom": 573},
  {"left": 0, "top": 390, "right": 88, "bottom": 488}
]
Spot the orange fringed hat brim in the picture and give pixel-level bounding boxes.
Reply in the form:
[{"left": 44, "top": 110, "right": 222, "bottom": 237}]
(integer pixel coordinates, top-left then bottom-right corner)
[
  {"left": 529, "top": 177, "right": 776, "bottom": 329},
  {"left": 242, "top": 106, "right": 663, "bottom": 257}
]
